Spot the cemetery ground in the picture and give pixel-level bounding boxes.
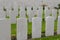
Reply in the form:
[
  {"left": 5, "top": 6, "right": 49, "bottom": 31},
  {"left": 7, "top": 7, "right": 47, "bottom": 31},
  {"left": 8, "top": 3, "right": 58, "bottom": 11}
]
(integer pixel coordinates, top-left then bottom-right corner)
[{"left": 11, "top": 10, "right": 60, "bottom": 40}]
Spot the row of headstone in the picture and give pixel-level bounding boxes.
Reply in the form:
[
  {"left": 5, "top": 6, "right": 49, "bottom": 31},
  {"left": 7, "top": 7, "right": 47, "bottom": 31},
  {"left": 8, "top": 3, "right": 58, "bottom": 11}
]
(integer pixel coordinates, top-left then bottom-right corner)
[
  {"left": 0, "top": 0, "right": 59, "bottom": 23},
  {"left": 0, "top": 16, "right": 60, "bottom": 40},
  {"left": 0, "top": 0, "right": 60, "bottom": 23},
  {"left": 17, "top": 16, "right": 60, "bottom": 40},
  {"left": 0, "top": 6, "right": 58, "bottom": 23}
]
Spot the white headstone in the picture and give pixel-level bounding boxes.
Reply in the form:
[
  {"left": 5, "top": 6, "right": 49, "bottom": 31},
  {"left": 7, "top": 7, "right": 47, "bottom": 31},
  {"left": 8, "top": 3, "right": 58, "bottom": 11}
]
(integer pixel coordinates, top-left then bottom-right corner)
[
  {"left": 4, "top": 0, "right": 12, "bottom": 17},
  {"left": 45, "top": 7, "right": 52, "bottom": 18},
  {"left": 27, "top": 7, "right": 34, "bottom": 22},
  {"left": 17, "top": 0, "right": 25, "bottom": 7},
  {"left": 9, "top": 9, "right": 17, "bottom": 23},
  {"left": 37, "top": 7, "right": 43, "bottom": 18},
  {"left": 0, "top": 18, "right": 11, "bottom": 40},
  {"left": 33, "top": 6, "right": 37, "bottom": 17},
  {"left": 57, "top": 16, "right": 60, "bottom": 34},
  {"left": 45, "top": 0, "right": 59, "bottom": 8},
  {"left": 20, "top": 6, "right": 26, "bottom": 18},
  {"left": 53, "top": 0, "right": 60, "bottom": 8},
  {"left": 45, "top": 16, "right": 54, "bottom": 36},
  {"left": 46, "top": 0, "right": 54, "bottom": 8},
  {"left": 17, "top": 18, "right": 27, "bottom": 40},
  {"left": 52, "top": 9, "right": 57, "bottom": 20},
  {"left": 0, "top": 10, "right": 5, "bottom": 18},
  {"left": 9, "top": 0, "right": 18, "bottom": 24},
  {"left": 2, "top": 0, "right": 9, "bottom": 17},
  {"left": 33, "top": 0, "right": 43, "bottom": 17},
  {"left": 0, "top": 0, "right": 5, "bottom": 18},
  {"left": 26, "top": 0, "right": 34, "bottom": 7},
  {"left": 32, "top": 17, "right": 42, "bottom": 38}
]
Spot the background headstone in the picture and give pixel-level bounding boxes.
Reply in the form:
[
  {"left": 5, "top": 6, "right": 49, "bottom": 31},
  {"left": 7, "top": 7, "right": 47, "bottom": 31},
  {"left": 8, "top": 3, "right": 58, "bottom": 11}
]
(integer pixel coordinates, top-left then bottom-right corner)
[
  {"left": 52, "top": 9, "right": 57, "bottom": 20},
  {"left": 0, "top": 0, "right": 5, "bottom": 18},
  {"left": 45, "top": 7, "right": 52, "bottom": 18},
  {"left": 27, "top": 7, "right": 34, "bottom": 22},
  {"left": 37, "top": 7, "right": 43, "bottom": 18},
  {"left": 20, "top": 6, "right": 26, "bottom": 18},
  {"left": 9, "top": 0, "right": 18, "bottom": 23},
  {"left": 0, "top": 18, "right": 11, "bottom": 40}
]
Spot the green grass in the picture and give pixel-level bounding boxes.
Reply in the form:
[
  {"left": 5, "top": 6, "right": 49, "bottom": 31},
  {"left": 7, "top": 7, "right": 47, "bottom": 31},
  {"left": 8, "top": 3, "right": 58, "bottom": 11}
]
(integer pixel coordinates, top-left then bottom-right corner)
[
  {"left": 11, "top": 24, "right": 16, "bottom": 35},
  {"left": 32, "top": 35, "right": 60, "bottom": 40}
]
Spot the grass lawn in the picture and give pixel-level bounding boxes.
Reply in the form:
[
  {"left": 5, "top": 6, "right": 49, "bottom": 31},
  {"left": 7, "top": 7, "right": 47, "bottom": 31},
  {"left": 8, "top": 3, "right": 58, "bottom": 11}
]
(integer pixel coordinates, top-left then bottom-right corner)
[{"left": 32, "top": 35, "right": 60, "bottom": 40}]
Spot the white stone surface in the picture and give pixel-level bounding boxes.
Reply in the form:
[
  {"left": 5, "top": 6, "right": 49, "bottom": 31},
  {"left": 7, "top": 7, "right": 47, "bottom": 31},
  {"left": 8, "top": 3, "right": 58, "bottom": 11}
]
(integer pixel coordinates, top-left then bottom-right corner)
[
  {"left": 32, "top": 17, "right": 42, "bottom": 38},
  {"left": 20, "top": 7, "right": 26, "bottom": 18},
  {"left": 52, "top": 9, "right": 57, "bottom": 20},
  {"left": 45, "top": 16, "right": 54, "bottom": 36},
  {"left": 37, "top": 7, "right": 43, "bottom": 18},
  {"left": 0, "top": 18, "right": 11, "bottom": 40},
  {"left": 17, "top": 18, "right": 27, "bottom": 40},
  {"left": 57, "top": 16, "right": 60, "bottom": 34}
]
